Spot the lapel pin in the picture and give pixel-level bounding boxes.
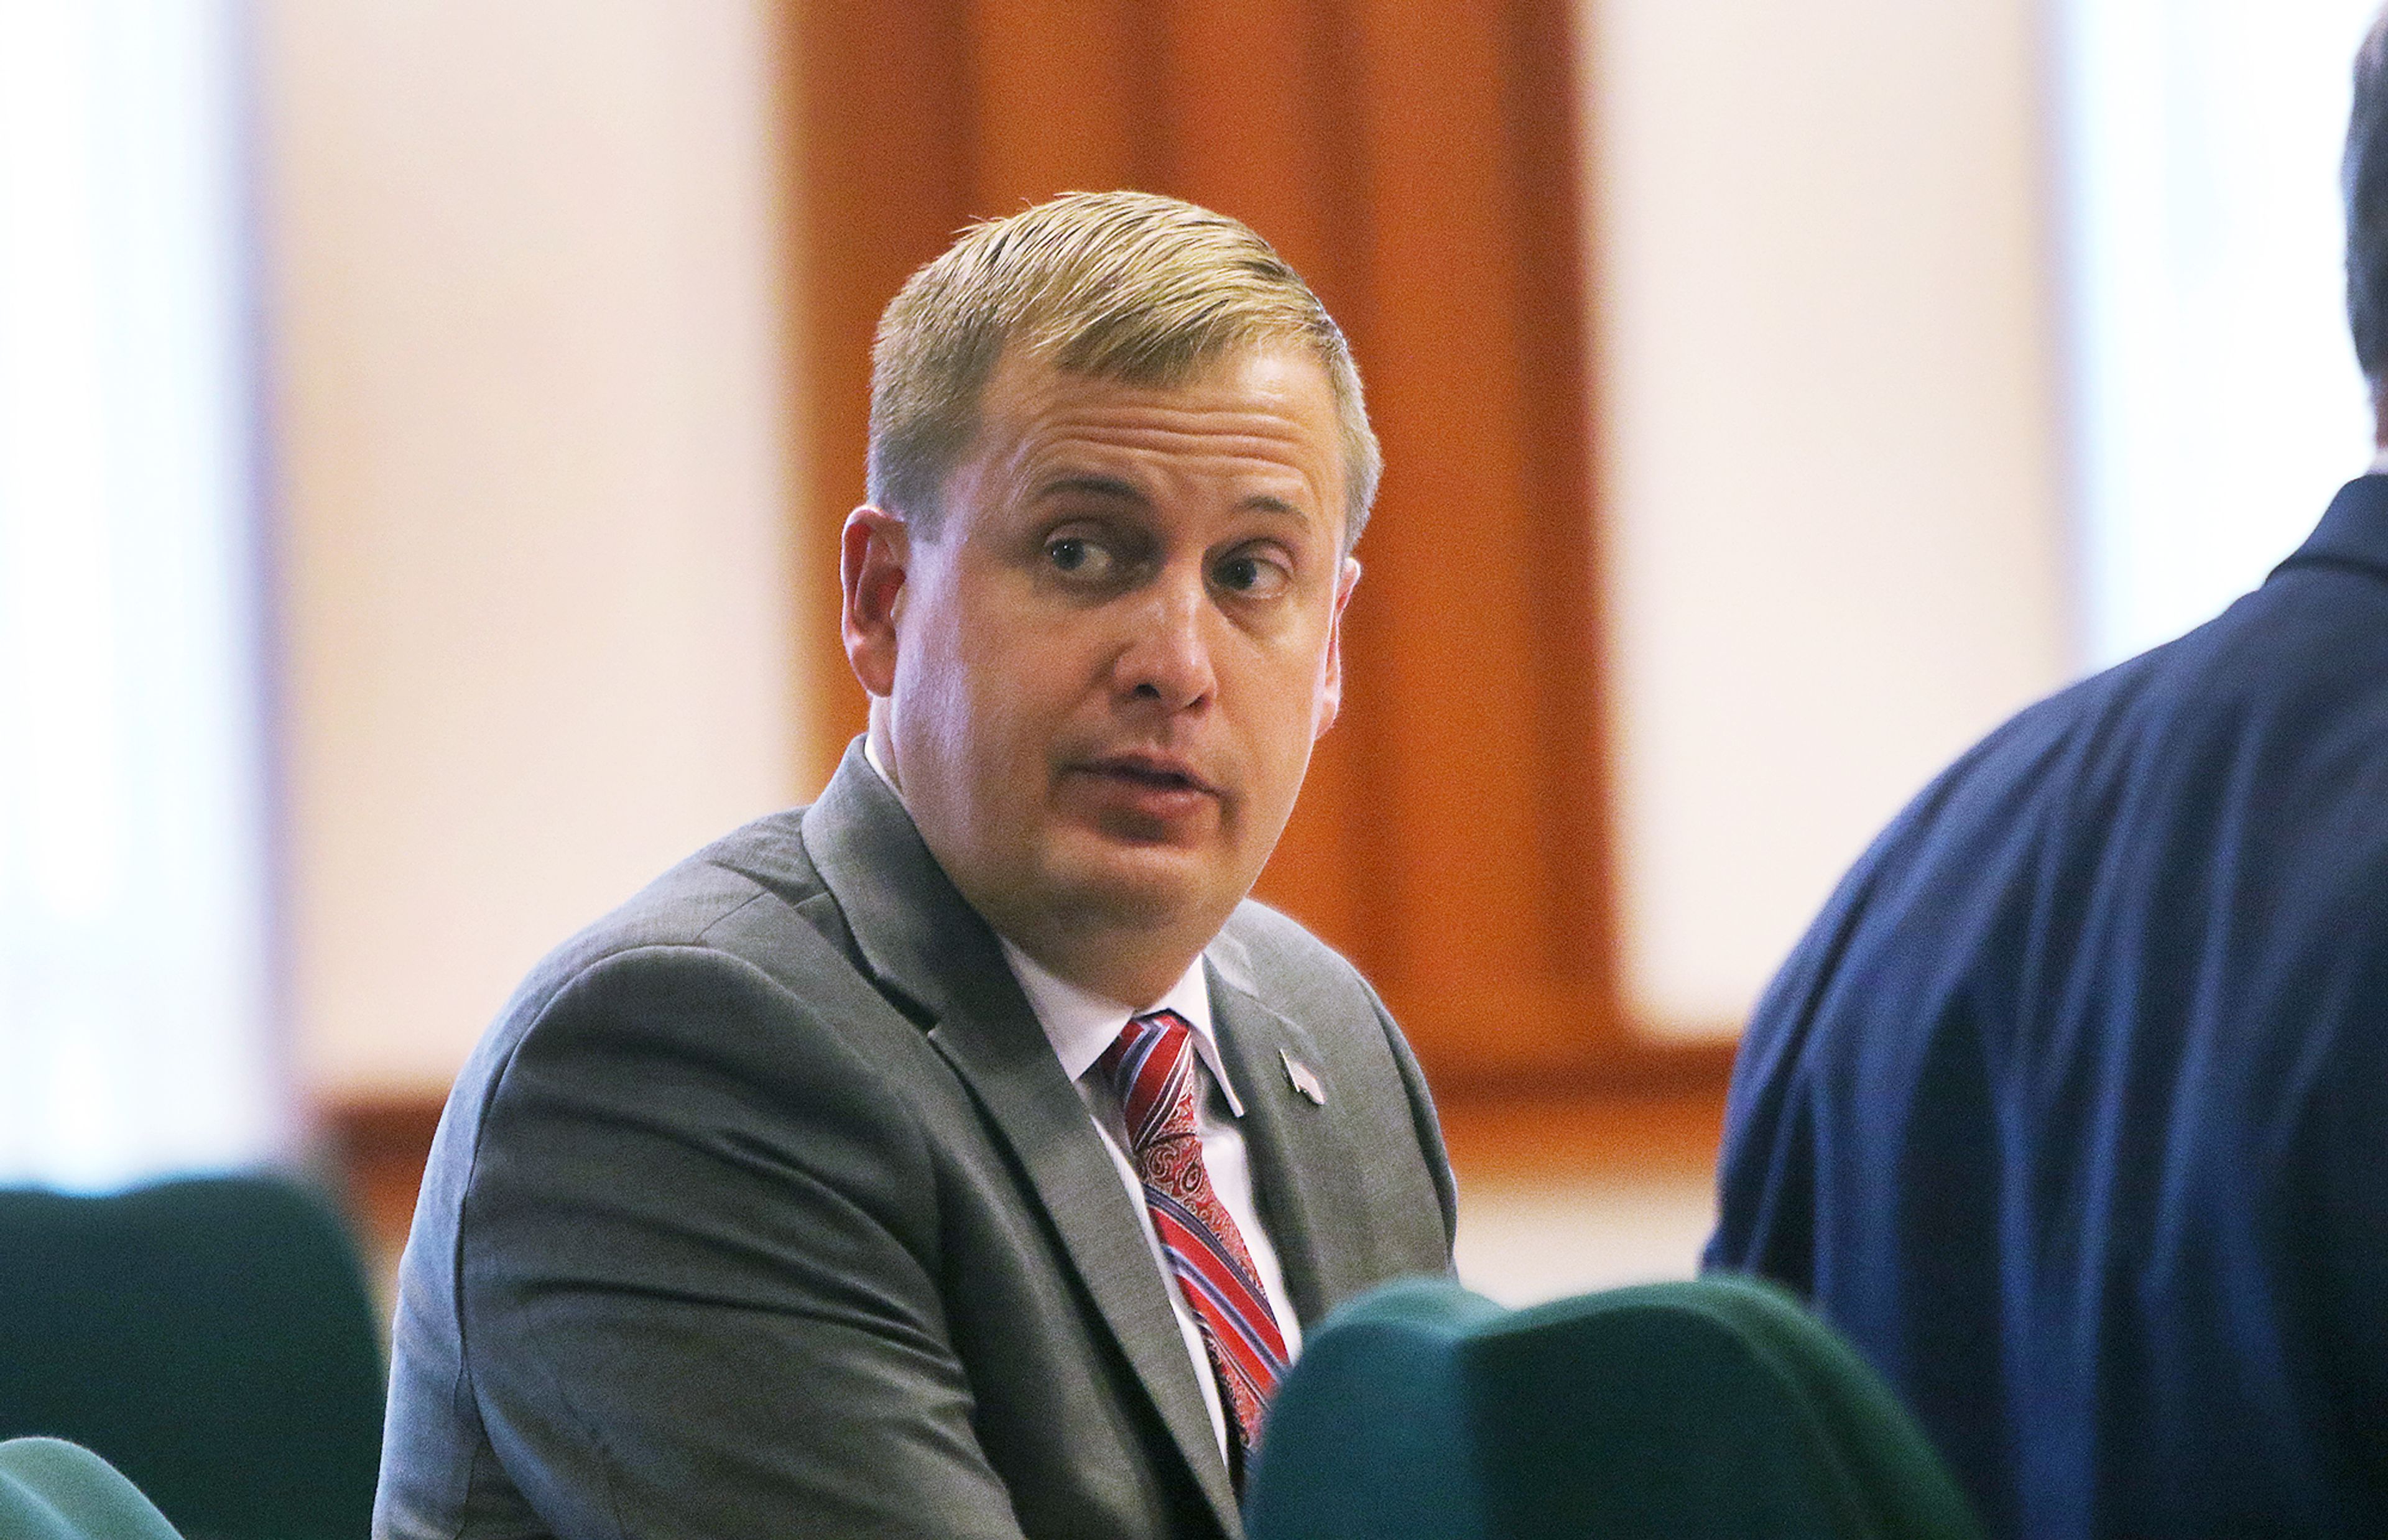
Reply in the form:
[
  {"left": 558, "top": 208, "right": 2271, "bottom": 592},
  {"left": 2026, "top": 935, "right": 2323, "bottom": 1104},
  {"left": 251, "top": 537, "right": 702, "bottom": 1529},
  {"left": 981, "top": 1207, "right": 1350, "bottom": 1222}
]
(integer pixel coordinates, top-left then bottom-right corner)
[{"left": 1280, "top": 1049, "right": 1326, "bottom": 1106}]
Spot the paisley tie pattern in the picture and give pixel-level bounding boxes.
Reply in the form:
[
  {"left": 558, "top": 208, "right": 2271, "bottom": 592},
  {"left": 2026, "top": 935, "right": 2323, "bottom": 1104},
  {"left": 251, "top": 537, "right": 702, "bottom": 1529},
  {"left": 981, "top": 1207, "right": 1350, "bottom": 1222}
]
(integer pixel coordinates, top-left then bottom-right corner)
[{"left": 1099, "top": 1009, "right": 1289, "bottom": 1480}]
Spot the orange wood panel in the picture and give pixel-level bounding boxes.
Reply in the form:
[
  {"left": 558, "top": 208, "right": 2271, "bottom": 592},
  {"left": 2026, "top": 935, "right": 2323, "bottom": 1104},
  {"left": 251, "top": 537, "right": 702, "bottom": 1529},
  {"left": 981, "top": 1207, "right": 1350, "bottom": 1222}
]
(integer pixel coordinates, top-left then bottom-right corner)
[
  {"left": 968, "top": 0, "right": 1152, "bottom": 210},
  {"left": 1330, "top": 0, "right": 1619, "bottom": 1080},
  {"left": 1507, "top": 0, "right": 1618, "bottom": 989},
  {"left": 1150, "top": 0, "right": 1353, "bottom": 293},
  {"left": 790, "top": 0, "right": 978, "bottom": 790},
  {"left": 1437, "top": 1077, "right": 1730, "bottom": 1186},
  {"left": 318, "top": 1095, "right": 444, "bottom": 1287}
]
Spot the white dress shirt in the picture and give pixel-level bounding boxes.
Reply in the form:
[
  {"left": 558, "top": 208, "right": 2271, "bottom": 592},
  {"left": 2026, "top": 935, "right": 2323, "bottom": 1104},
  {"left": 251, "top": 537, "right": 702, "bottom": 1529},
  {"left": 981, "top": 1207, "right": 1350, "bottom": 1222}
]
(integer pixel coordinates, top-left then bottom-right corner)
[
  {"left": 997, "top": 938, "right": 1302, "bottom": 1462},
  {"left": 859, "top": 732, "right": 1300, "bottom": 1459}
]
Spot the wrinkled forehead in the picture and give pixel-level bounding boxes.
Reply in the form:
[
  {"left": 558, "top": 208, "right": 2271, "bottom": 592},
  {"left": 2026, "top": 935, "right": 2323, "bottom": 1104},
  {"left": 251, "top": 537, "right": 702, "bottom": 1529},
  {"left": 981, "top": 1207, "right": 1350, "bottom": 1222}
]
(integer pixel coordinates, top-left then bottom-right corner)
[
  {"left": 968, "top": 331, "right": 1352, "bottom": 512},
  {"left": 966, "top": 343, "right": 1347, "bottom": 514}
]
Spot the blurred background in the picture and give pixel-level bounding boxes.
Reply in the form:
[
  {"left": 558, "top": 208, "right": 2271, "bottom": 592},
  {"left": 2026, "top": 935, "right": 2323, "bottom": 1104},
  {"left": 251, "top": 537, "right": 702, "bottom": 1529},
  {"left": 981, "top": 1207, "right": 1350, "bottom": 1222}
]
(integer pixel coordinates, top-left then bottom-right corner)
[{"left": 1, "top": 0, "right": 2378, "bottom": 1309}]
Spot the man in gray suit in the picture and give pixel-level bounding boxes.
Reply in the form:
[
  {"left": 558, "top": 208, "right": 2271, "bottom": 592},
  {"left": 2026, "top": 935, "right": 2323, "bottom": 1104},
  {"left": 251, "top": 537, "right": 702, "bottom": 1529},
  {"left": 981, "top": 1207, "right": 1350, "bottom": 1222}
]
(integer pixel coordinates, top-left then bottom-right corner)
[{"left": 374, "top": 191, "right": 1458, "bottom": 1540}]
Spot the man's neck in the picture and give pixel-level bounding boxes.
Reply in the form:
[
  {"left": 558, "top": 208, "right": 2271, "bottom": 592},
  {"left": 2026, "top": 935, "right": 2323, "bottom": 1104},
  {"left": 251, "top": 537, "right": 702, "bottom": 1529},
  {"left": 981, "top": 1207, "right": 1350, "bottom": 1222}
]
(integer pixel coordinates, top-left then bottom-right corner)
[
  {"left": 863, "top": 726, "right": 1217, "bottom": 1005},
  {"left": 994, "top": 918, "right": 1211, "bottom": 1013}
]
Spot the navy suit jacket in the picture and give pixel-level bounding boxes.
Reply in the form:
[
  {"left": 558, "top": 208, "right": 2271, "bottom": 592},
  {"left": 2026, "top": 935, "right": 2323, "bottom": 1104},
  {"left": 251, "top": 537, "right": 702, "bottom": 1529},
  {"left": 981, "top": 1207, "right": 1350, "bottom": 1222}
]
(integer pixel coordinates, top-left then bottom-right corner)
[{"left": 1708, "top": 477, "right": 2388, "bottom": 1539}]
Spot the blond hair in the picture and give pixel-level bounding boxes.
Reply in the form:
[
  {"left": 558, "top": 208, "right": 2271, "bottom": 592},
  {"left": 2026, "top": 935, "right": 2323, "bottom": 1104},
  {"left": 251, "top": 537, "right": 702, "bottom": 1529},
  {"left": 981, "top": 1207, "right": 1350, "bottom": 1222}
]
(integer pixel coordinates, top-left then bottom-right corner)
[{"left": 867, "top": 190, "right": 1381, "bottom": 550}]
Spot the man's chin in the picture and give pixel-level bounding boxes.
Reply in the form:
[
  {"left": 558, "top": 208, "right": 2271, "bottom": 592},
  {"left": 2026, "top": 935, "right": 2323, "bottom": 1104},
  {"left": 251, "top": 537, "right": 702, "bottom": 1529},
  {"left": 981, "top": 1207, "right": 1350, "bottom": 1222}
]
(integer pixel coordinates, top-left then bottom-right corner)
[{"left": 1040, "top": 842, "right": 1236, "bottom": 934}]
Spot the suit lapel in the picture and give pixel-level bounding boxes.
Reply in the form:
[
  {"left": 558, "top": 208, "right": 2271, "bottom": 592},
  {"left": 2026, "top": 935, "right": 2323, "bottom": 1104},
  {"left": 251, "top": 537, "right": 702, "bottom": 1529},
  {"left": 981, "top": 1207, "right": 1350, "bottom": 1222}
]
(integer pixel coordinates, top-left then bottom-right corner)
[
  {"left": 800, "top": 747, "right": 1241, "bottom": 1536},
  {"left": 1204, "top": 934, "right": 1374, "bottom": 1332}
]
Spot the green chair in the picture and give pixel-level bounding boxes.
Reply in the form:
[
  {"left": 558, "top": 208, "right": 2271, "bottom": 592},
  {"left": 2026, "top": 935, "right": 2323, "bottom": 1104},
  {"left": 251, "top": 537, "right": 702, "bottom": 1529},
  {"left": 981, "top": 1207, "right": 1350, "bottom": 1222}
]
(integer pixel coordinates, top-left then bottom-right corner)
[
  {"left": 0, "top": 1438, "right": 183, "bottom": 1540},
  {"left": 1245, "top": 1275, "right": 1983, "bottom": 1540},
  {"left": 0, "top": 1175, "right": 384, "bottom": 1540}
]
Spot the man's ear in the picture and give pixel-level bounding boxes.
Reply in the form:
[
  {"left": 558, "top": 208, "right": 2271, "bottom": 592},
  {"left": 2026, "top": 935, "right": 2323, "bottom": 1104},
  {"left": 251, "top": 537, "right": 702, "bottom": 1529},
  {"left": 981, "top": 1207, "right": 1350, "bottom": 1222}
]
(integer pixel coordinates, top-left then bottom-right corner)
[
  {"left": 1313, "top": 556, "right": 1361, "bottom": 740},
  {"left": 841, "top": 507, "right": 910, "bottom": 698}
]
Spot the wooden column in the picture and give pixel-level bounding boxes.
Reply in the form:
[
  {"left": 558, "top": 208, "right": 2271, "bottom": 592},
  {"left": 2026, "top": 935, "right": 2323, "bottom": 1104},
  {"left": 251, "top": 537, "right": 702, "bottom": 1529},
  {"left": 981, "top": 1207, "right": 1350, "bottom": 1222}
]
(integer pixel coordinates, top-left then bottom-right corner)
[{"left": 787, "top": 0, "right": 976, "bottom": 793}]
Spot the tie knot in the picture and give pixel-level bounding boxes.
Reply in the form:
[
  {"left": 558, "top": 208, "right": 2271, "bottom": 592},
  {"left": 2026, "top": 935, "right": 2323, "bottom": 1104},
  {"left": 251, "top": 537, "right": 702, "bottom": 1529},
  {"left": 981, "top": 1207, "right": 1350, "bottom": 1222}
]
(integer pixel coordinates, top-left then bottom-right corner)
[{"left": 1102, "top": 1009, "right": 1193, "bottom": 1140}]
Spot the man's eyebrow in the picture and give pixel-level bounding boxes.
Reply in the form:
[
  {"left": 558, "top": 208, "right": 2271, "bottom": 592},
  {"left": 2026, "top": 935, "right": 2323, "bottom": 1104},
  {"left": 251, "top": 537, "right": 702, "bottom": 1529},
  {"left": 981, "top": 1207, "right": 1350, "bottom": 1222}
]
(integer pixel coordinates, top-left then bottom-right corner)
[
  {"left": 1033, "top": 474, "right": 1148, "bottom": 505},
  {"left": 1032, "top": 476, "right": 1316, "bottom": 525},
  {"left": 1238, "top": 494, "right": 1310, "bottom": 522}
]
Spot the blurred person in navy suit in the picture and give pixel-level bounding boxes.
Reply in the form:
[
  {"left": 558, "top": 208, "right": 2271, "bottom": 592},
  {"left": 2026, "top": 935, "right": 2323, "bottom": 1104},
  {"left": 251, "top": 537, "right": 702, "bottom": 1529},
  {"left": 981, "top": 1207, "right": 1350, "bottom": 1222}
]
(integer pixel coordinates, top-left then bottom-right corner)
[{"left": 1707, "top": 14, "right": 2388, "bottom": 1539}]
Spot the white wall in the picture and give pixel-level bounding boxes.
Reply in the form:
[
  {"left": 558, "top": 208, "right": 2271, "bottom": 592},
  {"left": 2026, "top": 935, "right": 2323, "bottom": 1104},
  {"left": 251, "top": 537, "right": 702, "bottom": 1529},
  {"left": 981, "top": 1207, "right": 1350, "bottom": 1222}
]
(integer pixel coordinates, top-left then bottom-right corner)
[
  {"left": 260, "top": 1, "right": 805, "bottom": 1099},
  {"left": 2056, "top": 0, "right": 2380, "bottom": 668},
  {"left": 0, "top": 2, "right": 285, "bottom": 1186},
  {"left": 1585, "top": 0, "right": 2073, "bottom": 1033}
]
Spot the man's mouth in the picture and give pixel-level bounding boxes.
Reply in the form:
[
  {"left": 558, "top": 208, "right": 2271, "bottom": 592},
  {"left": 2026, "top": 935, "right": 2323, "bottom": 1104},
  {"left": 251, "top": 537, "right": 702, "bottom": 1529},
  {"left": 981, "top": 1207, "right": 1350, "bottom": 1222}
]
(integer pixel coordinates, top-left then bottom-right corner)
[{"left": 1078, "top": 754, "right": 1219, "bottom": 798}]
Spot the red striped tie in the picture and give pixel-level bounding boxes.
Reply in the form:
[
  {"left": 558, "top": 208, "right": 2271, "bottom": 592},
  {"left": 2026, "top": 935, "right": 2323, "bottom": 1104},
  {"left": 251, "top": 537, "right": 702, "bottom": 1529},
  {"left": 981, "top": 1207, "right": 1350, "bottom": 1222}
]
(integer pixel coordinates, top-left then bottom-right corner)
[{"left": 1099, "top": 1009, "right": 1289, "bottom": 1479}]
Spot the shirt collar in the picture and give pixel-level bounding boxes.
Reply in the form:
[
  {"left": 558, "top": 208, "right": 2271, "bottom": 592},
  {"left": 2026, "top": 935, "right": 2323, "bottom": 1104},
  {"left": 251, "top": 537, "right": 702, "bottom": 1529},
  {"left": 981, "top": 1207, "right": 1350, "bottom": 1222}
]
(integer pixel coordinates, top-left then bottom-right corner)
[
  {"left": 999, "top": 936, "right": 1241, "bottom": 1117},
  {"left": 863, "top": 734, "right": 898, "bottom": 790}
]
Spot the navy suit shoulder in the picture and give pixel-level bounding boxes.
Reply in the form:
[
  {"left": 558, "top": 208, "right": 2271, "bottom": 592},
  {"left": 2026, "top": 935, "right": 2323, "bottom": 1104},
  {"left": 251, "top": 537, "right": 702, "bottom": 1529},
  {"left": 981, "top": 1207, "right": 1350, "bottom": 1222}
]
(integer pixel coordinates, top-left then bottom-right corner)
[{"left": 1709, "top": 477, "right": 2388, "bottom": 1540}]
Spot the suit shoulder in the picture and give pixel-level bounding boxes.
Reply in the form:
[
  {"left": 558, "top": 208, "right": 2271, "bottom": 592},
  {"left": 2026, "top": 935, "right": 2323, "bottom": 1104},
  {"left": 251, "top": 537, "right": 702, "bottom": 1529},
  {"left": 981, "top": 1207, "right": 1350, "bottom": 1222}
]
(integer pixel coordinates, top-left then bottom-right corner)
[
  {"left": 1216, "top": 900, "right": 1458, "bottom": 1250},
  {"left": 474, "top": 807, "right": 848, "bottom": 1055},
  {"left": 1211, "top": 899, "right": 1411, "bottom": 1061},
  {"left": 1216, "top": 898, "right": 1369, "bottom": 997},
  {"left": 560, "top": 806, "right": 818, "bottom": 952},
  {"left": 422, "top": 805, "right": 923, "bottom": 1238}
]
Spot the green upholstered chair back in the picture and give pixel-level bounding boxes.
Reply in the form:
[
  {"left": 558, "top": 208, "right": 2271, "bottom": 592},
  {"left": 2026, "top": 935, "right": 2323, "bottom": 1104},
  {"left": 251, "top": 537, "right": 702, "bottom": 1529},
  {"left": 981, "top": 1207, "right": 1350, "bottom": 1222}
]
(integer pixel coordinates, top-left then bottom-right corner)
[
  {"left": 0, "top": 1438, "right": 184, "bottom": 1540},
  {"left": 1245, "top": 1275, "right": 1983, "bottom": 1540},
  {"left": 0, "top": 1176, "right": 384, "bottom": 1540}
]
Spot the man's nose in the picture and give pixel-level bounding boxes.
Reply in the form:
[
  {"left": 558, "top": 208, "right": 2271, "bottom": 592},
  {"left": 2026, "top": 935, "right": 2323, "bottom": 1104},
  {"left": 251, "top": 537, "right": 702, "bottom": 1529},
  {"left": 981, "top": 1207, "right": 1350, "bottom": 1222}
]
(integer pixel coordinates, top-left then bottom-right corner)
[{"left": 1113, "top": 568, "right": 1217, "bottom": 711}]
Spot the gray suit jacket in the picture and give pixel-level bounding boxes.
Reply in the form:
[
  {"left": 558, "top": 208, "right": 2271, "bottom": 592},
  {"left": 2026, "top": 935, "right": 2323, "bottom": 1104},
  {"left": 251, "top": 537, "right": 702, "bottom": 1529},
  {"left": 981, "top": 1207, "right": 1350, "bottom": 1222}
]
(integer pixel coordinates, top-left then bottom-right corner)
[{"left": 375, "top": 743, "right": 1458, "bottom": 1540}]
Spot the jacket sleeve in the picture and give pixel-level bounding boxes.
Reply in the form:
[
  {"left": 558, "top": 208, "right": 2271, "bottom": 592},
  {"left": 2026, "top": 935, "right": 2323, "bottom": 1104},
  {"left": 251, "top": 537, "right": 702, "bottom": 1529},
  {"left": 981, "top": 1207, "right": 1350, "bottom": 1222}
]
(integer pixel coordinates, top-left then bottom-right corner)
[
  {"left": 448, "top": 943, "right": 1030, "bottom": 1540},
  {"left": 1373, "top": 986, "right": 1459, "bottom": 1264}
]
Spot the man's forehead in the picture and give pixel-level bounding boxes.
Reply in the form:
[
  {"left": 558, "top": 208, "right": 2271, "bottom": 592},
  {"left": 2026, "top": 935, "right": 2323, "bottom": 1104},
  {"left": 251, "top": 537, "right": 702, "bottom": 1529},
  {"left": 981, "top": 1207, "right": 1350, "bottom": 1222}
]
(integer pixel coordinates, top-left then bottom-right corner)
[
  {"left": 982, "top": 338, "right": 1329, "bottom": 413},
  {"left": 1023, "top": 471, "right": 1325, "bottom": 534},
  {"left": 982, "top": 346, "right": 1340, "bottom": 468},
  {"left": 910, "top": 340, "right": 1349, "bottom": 550}
]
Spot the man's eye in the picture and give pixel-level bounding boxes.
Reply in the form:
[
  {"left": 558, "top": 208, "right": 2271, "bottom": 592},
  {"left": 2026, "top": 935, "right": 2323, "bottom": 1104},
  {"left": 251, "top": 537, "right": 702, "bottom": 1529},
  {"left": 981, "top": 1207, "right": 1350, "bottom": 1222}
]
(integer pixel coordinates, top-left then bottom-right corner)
[
  {"left": 1047, "top": 537, "right": 1106, "bottom": 575},
  {"left": 1215, "top": 553, "right": 1290, "bottom": 597}
]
